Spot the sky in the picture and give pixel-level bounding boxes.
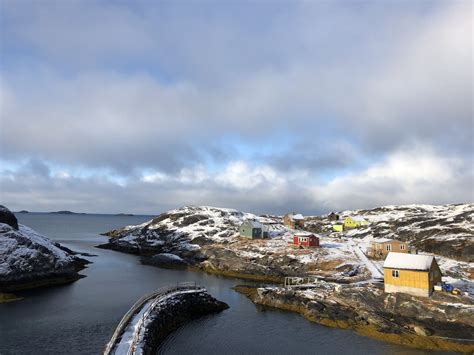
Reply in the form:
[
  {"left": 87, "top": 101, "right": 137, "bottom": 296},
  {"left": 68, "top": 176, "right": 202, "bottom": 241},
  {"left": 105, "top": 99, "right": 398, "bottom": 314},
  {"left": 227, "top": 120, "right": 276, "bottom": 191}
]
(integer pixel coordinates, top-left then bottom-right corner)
[{"left": 0, "top": 0, "right": 472, "bottom": 215}]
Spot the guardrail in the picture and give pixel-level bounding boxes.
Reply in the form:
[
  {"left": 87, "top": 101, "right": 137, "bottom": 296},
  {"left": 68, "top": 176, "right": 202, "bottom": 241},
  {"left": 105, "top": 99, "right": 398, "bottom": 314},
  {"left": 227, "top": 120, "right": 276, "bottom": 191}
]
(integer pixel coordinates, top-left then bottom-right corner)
[
  {"left": 284, "top": 276, "right": 319, "bottom": 288},
  {"left": 104, "top": 282, "right": 203, "bottom": 355}
]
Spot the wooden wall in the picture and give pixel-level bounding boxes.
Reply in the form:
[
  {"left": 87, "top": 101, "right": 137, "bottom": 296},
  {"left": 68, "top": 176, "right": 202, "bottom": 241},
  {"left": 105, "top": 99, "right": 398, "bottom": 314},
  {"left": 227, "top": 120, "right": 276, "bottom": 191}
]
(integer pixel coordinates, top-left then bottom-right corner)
[{"left": 384, "top": 268, "right": 430, "bottom": 289}]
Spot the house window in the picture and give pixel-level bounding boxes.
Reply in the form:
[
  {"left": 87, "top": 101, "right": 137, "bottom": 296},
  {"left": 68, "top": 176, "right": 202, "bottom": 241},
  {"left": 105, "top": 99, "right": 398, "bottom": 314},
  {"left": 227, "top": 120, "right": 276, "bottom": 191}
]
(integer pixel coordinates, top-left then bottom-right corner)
[
  {"left": 392, "top": 270, "right": 399, "bottom": 278},
  {"left": 400, "top": 244, "right": 405, "bottom": 250},
  {"left": 386, "top": 245, "right": 391, "bottom": 251}
]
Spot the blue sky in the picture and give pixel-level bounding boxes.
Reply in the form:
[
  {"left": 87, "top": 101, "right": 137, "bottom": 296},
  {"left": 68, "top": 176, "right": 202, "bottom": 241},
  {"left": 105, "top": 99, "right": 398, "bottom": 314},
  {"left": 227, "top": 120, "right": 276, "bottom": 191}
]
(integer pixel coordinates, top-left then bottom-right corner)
[{"left": 0, "top": 0, "right": 472, "bottom": 215}]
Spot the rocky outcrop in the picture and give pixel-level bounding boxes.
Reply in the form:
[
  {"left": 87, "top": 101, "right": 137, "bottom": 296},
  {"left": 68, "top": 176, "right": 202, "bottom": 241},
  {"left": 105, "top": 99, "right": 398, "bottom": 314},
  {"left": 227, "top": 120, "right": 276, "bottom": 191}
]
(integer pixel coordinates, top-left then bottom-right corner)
[
  {"left": 0, "top": 205, "right": 19, "bottom": 230},
  {"left": 98, "top": 206, "right": 252, "bottom": 262},
  {"left": 135, "top": 290, "right": 228, "bottom": 355},
  {"left": 141, "top": 253, "right": 188, "bottom": 269},
  {"left": 97, "top": 206, "right": 368, "bottom": 284},
  {"left": 0, "top": 206, "right": 89, "bottom": 292},
  {"left": 235, "top": 283, "right": 474, "bottom": 353},
  {"left": 307, "top": 204, "right": 474, "bottom": 262}
]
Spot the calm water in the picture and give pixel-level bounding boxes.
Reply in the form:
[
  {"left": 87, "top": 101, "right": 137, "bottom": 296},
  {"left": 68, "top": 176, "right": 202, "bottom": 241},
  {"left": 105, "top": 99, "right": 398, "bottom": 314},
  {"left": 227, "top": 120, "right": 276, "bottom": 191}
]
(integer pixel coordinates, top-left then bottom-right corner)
[{"left": 0, "top": 213, "right": 448, "bottom": 355}]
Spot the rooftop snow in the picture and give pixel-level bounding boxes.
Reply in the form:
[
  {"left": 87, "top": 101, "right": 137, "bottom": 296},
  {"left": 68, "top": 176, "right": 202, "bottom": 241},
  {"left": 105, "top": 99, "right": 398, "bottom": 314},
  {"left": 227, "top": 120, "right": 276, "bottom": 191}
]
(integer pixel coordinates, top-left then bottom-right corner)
[
  {"left": 292, "top": 214, "right": 304, "bottom": 220},
  {"left": 372, "top": 238, "right": 395, "bottom": 243},
  {"left": 383, "top": 253, "right": 435, "bottom": 271}
]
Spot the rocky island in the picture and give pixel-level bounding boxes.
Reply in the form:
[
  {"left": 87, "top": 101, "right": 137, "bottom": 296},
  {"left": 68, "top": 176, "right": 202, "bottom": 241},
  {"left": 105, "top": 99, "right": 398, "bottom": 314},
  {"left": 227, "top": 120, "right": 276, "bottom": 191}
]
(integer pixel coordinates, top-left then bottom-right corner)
[
  {"left": 0, "top": 205, "right": 89, "bottom": 295},
  {"left": 97, "top": 204, "right": 474, "bottom": 352},
  {"left": 48, "top": 210, "right": 86, "bottom": 215}
]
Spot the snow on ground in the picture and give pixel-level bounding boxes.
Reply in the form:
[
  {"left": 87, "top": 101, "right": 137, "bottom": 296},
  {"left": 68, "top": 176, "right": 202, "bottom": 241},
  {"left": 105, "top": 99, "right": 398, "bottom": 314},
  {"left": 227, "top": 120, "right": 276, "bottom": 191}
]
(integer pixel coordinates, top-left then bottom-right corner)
[
  {"left": 348, "top": 239, "right": 383, "bottom": 279},
  {"left": 442, "top": 276, "right": 474, "bottom": 296},
  {"left": 114, "top": 299, "right": 153, "bottom": 354},
  {"left": 432, "top": 254, "right": 474, "bottom": 296}
]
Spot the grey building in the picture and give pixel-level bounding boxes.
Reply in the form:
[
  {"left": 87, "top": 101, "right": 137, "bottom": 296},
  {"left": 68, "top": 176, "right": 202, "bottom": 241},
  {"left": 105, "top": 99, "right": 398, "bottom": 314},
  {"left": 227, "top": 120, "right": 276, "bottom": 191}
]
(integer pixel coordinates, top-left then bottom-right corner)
[{"left": 239, "top": 219, "right": 265, "bottom": 239}]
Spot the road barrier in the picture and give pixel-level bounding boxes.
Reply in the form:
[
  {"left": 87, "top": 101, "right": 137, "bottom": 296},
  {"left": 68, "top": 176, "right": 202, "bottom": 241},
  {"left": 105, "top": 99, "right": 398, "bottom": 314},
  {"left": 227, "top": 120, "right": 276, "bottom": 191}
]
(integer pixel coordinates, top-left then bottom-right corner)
[{"left": 104, "top": 282, "right": 203, "bottom": 355}]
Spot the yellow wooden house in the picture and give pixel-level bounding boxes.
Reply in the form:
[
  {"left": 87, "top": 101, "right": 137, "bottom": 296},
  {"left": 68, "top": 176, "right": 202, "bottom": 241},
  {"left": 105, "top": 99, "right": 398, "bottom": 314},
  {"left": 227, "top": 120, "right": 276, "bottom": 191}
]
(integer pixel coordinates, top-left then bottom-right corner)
[
  {"left": 343, "top": 216, "right": 369, "bottom": 229},
  {"left": 383, "top": 253, "right": 442, "bottom": 297}
]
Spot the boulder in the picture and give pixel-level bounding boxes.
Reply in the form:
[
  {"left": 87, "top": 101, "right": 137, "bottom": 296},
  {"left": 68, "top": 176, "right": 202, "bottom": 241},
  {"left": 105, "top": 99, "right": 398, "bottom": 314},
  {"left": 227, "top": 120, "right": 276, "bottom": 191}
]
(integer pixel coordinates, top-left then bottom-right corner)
[
  {"left": 0, "top": 205, "right": 19, "bottom": 230},
  {"left": 141, "top": 253, "right": 188, "bottom": 269},
  {"left": 413, "top": 325, "right": 432, "bottom": 336}
]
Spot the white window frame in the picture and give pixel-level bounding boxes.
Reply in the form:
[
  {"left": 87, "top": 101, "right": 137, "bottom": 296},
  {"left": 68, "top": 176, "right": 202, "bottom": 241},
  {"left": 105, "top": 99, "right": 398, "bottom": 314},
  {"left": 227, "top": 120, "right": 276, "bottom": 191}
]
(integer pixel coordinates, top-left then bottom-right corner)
[{"left": 392, "top": 270, "right": 399, "bottom": 278}]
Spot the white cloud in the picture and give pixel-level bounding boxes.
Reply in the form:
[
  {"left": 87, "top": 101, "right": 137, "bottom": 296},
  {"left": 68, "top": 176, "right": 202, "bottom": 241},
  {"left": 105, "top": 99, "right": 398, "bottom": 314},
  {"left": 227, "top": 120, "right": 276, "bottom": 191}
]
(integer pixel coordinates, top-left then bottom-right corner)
[
  {"left": 215, "top": 161, "right": 285, "bottom": 190},
  {"left": 55, "top": 171, "right": 71, "bottom": 180},
  {"left": 141, "top": 172, "right": 167, "bottom": 184},
  {"left": 0, "top": 1, "right": 472, "bottom": 213},
  {"left": 1, "top": 145, "right": 472, "bottom": 215},
  {"left": 313, "top": 145, "right": 473, "bottom": 211}
]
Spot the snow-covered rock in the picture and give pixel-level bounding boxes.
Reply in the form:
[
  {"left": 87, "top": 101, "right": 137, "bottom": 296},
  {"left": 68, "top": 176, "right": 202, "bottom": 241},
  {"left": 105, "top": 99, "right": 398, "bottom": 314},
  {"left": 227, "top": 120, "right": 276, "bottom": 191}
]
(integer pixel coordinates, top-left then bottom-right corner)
[
  {"left": 0, "top": 207, "right": 89, "bottom": 292},
  {"left": 100, "top": 206, "right": 286, "bottom": 259},
  {"left": 99, "top": 206, "right": 365, "bottom": 282},
  {"left": 141, "top": 253, "right": 188, "bottom": 269}
]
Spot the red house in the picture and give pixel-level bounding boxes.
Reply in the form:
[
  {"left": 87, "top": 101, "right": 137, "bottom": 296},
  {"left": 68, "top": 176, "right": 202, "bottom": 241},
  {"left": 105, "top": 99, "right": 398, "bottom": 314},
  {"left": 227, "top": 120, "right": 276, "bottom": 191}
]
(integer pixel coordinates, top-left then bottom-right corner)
[{"left": 293, "top": 233, "right": 320, "bottom": 248}]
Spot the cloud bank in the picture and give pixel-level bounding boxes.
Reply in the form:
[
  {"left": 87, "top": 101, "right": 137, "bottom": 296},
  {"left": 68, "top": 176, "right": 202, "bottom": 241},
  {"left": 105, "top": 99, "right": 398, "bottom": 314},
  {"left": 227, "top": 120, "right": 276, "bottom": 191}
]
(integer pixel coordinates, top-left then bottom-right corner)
[{"left": 0, "top": 1, "right": 472, "bottom": 214}]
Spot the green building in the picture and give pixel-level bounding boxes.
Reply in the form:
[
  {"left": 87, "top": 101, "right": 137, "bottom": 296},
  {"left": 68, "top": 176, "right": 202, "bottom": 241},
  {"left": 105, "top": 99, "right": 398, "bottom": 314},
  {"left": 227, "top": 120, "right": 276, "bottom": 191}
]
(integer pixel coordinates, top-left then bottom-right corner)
[{"left": 239, "top": 220, "right": 265, "bottom": 239}]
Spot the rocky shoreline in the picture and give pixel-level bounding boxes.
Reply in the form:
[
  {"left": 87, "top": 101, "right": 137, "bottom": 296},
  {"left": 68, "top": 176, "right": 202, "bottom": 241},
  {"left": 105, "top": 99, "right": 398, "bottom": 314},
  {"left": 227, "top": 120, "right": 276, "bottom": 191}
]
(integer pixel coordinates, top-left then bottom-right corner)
[
  {"left": 235, "top": 284, "right": 474, "bottom": 353},
  {"left": 96, "top": 205, "right": 474, "bottom": 352},
  {"left": 96, "top": 241, "right": 474, "bottom": 353},
  {"left": 0, "top": 292, "right": 23, "bottom": 303}
]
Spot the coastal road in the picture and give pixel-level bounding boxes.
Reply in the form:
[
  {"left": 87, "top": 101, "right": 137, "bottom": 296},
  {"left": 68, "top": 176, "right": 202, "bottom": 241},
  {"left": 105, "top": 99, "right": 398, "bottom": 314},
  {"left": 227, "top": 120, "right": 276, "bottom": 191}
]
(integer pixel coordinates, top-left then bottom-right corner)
[{"left": 349, "top": 240, "right": 384, "bottom": 279}]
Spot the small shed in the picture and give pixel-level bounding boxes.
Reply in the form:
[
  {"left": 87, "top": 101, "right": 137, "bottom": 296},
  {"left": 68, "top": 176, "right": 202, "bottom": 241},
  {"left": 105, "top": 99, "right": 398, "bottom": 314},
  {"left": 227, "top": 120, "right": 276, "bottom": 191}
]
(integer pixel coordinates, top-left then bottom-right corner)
[
  {"left": 293, "top": 233, "right": 319, "bottom": 248},
  {"left": 383, "top": 253, "right": 442, "bottom": 297},
  {"left": 328, "top": 212, "right": 339, "bottom": 221},
  {"left": 343, "top": 216, "right": 369, "bottom": 229},
  {"left": 332, "top": 224, "right": 344, "bottom": 232},
  {"left": 239, "top": 220, "right": 264, "bottom": 239},
  {"left": 283, "top": 213, "right": 305, "bottom": 229},
  {"left": 368, "top": 238, "right": 408, "bottom": 259}
]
